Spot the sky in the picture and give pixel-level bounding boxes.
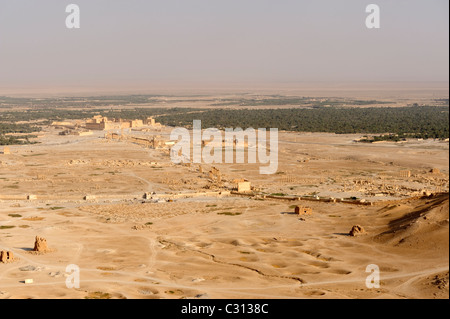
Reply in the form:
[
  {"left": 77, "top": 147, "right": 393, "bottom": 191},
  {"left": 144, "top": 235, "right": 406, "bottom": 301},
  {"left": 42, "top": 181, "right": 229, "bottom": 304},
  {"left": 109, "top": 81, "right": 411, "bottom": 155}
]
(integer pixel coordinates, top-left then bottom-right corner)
[{"left": 0, "top": 0, "right": 448, "bottom": 92}]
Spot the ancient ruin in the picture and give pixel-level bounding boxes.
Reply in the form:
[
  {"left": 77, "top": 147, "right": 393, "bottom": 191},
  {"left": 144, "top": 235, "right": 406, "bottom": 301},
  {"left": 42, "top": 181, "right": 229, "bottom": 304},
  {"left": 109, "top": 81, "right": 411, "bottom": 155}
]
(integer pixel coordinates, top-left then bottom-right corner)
[
  {"left": 85, "top": 116, "right": 162, "bottom": 131},
  {"left": 0, "top": 251, "right": 14, "bottom": 263},
  {"left": 295, "top": 206, "right": 313, "bottom": 216},
  {"left": 237, "top": 181, "right": 252, "bottom": 193},
  {"left": 349, "top": 225, "right": 366, "bottom": 237},
  {"left": 209, "top": 167, "right": 222, "bottom": 182},
  {"left": 399, "top": 170, "right": 411, "bottom": 178},
  {"left": 105, "top": 131, "right": 166, "bottom": 149},
  {"left": 33, "top": 236, "right": 49, "bottom": 253},
  {"left": 1, "top": 146, "right": 11, "bottom": 155}
]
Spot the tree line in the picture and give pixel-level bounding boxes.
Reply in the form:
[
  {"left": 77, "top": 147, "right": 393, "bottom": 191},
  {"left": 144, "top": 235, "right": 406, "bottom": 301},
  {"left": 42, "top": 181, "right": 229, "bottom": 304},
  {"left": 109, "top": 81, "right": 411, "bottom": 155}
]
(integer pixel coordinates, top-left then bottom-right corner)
[{"left": 155, "top": 106, "right": 449, "bottom": 139}]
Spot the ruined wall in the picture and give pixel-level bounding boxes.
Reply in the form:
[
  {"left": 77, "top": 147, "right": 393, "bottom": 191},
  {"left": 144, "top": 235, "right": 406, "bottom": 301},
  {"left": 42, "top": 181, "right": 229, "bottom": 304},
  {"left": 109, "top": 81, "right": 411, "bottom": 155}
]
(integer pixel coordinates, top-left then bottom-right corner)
[{"left": 237, "top": 182, "right": 251, "bottom": 193}]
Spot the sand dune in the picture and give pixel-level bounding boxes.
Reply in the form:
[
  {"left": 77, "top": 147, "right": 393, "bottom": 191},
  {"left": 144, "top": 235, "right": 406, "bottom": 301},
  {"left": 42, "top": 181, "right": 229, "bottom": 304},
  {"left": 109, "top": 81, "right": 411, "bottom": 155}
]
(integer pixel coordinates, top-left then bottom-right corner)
[
  {"left": 374, "top": 193, "right": 449, "bottom": 253},
  {"left": 1, "top": 193, "right": 448, "bottom": 299}
]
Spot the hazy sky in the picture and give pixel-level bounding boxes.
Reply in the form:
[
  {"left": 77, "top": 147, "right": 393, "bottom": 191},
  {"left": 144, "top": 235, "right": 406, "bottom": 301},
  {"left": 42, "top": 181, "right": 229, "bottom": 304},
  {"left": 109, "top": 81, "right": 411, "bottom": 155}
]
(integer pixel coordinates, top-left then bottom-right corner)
[{"left": 0, "top": 0, "right": 448, "bottom": 92}]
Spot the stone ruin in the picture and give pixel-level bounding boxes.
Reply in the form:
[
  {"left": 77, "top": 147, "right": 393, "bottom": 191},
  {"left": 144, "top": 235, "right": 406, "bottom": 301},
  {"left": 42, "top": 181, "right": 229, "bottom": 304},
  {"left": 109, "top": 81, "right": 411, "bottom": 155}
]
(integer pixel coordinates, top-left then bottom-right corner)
[
  {"left": 84, "top": 195, "right": 97, "bottom": 201},
  {"left": 1, "top": 147, "right": 11, "bottom": 155},
  {"left": 237, "top": 182, "right": 252, "bottom": 193},
  {"left": 209, "top": 167, "right": 222, "bottom": 182},
  {"left": 280, "top": 175, "right": 297, "bottom": 184},
  {"left": 399, "top": 170, "right": 411, "bottom": 178},
  {"left": 0, "top": 250, "right": 14, "bottom": 263},
  {"left": 33, "top": 236, "right": 49, "bottom": 253},
  {"left": 430, "top": 168, "right": 441, "bottom": 175},
  {"left": 349, "top": 225, "right": 366, "bottom": 237},
  {"left": 295, "top": 206, "right": 313, "bottom": 216}
]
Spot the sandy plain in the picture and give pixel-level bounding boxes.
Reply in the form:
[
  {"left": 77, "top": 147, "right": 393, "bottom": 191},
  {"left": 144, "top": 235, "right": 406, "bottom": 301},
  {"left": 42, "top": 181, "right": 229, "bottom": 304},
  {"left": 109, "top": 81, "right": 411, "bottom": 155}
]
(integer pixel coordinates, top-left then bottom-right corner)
[{"left": 0, "top": 119, "right": 448, "bottom": 299}]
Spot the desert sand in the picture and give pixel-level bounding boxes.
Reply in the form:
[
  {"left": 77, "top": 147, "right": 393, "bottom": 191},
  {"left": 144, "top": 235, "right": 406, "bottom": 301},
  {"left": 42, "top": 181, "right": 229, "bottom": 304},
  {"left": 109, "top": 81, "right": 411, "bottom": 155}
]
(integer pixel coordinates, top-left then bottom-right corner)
[{"left": 0, "top": 120, "right": 448, "bottom": 299}]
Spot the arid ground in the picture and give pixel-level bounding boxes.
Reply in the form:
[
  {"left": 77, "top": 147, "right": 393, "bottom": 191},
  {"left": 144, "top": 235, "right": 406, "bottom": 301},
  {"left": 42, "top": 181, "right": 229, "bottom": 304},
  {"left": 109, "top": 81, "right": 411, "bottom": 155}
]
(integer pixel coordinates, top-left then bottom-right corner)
[{"left": 0, "top": 96, "right": 448, "bottom": 299}]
